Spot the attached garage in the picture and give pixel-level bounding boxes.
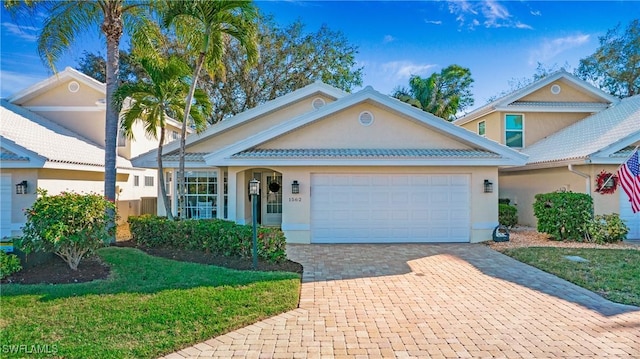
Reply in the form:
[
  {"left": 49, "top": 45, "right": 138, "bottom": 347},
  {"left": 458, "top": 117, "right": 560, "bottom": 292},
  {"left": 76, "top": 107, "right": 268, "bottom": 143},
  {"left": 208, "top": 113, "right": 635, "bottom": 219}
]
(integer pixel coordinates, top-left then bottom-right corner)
[
  {"left": 311, "top": 173, "right": 470, "bottom": 243},
  {"left": 1, "top": 174, "right": 11, "bottom": 239},
  {"left": 620, "top": 190, "right": 640, "bottom": 240}
]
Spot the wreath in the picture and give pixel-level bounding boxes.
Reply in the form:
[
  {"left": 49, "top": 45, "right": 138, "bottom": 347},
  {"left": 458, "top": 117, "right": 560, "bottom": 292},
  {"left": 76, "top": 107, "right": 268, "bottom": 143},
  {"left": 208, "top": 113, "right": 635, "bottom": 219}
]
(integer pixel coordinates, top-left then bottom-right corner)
[{"left": 595, "top": 170, "right": 618, "bottom": 194}]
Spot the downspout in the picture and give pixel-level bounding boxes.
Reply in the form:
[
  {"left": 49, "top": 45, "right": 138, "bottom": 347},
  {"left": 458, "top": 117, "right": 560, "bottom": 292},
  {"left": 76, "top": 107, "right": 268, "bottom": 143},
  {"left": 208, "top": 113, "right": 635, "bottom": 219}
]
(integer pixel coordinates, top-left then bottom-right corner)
[{"left": 568, "top": 164, "right": 591, "bottom": 195}]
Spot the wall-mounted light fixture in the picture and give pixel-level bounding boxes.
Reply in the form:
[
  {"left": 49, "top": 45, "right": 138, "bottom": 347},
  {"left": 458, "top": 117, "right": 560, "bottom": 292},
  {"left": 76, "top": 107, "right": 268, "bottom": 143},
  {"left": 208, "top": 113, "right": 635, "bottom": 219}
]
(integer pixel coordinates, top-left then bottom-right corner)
[
  {"left": 484, "top": 179, "right": 493, "bottom": 193},
  {"left": 291, "top": 180, "right": 300, "bottom": 194},
  {"left": 15, "top": 180, "right": 28, "bottom": 194}
]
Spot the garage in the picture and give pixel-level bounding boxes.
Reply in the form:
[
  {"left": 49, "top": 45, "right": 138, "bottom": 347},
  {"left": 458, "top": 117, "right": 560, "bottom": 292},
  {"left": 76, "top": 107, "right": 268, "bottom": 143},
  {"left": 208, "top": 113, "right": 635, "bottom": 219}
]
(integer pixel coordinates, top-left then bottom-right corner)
[
  {"left": 311, "top": 173, "right": 470, "bottom": 243},
  {"left": 620, "top": 189, "right": 639, "bottom": 240},
  {"left": 1, "top": 174, "right": 12, "bottom": 239}
]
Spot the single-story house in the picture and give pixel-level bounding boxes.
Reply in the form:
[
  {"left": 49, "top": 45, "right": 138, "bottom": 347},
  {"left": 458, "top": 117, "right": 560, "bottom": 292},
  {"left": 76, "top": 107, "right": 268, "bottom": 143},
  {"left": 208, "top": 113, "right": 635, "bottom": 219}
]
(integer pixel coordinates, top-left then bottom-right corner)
[
  {"left": 132, "top": 82, "right": 528, "bottom": 244},
  {"left": 454, "top": 70, "right": 639, "bottom": 239},
  {"left": 1, "top": 67, "right": 184, "bottom": 239}
]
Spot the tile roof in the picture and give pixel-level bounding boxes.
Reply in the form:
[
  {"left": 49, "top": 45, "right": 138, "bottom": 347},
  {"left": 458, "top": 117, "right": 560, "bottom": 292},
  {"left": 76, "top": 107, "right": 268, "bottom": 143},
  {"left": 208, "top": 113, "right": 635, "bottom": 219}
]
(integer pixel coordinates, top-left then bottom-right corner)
[
  {"left": 0, "top": 147, "right": 28, "bottom": 161},
  {"left": 523, "top": 95, "right": 640, "bottom": 164},
  {"left": 161, "top": 152, "right": 208, "bottom": 162},
  {"left": 231, "top": 148, "right": 501, "bottom": 159},
  {"left": 1, "top": 100, "right": 132, "bottom": 168}
]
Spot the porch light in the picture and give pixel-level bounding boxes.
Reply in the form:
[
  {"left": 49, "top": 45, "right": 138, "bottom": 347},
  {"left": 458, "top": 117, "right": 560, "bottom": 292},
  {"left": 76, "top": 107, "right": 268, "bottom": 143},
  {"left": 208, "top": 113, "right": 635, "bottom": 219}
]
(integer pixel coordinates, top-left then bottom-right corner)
[
  {"left": 291, "top": 180, "right": 300, "bottom": 194},
  {"left": 484, "top": 179, "right": 493, "bottom": 193},
  {"left": 249, "top": 179, "right": 260, "bottom": 270},
  {"left": 15, "top": 180, "right": 27, "bottom": 194}
]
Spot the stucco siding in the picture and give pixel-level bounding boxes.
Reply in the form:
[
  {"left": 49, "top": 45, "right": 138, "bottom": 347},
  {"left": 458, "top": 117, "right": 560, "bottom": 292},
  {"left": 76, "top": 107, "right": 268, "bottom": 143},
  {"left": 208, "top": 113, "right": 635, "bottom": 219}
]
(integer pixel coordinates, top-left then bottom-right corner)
[
  {"left": 188, "top": 94, "right": 337, "bottom": 154},
  {"left": 520, "top": 80, "right": 606, "bottom": 103},
  {"left": 262, "top": 103, "right": 471, "bottom": 149},
  {"left": 21, "top": 79, "right": 104, "bottom": 107}
]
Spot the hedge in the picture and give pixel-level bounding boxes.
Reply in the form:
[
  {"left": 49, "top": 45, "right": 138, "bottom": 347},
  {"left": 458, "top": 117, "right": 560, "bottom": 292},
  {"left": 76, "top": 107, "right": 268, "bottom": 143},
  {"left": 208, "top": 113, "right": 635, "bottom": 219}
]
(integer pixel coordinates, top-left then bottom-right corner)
[
  {"left": 533, "top": 192, "right": 593, "bottom": 241},
  {"left": 128, "top": 215, "right": 287, "bottom": 263},
  {"left": 498, "top": 203, "right": 518, "bottom": 229}
]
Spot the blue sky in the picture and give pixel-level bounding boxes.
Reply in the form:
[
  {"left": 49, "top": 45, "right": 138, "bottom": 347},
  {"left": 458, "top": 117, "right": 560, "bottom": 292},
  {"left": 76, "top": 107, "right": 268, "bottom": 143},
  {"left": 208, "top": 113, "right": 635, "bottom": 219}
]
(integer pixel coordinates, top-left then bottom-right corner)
[{"left": 1, "top": 1, "right": 639, "bottom": 106}]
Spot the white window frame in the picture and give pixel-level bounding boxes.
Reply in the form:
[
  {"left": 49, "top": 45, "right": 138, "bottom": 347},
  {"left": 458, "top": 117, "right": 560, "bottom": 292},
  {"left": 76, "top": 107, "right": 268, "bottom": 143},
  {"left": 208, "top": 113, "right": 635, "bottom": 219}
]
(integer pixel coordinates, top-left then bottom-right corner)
[
  {"left": 478, "top": 120, "right": 486, "bottom": 137},
  {"left": 504, "top": 114, "right": 525, "bottom": 148},
  {"left": 133, "top": 175, "right": 139, "bottom": 187},
  {"left": 144, "top": 176, "right": 154, "bottom": 187}
]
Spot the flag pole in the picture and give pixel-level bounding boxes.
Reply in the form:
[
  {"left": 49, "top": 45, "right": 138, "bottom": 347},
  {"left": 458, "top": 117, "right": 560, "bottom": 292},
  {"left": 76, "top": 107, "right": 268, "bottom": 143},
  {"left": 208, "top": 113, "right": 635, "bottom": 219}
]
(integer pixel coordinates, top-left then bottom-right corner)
[{"left": 597, "top": 146, "right": 639, "bottom": 193}]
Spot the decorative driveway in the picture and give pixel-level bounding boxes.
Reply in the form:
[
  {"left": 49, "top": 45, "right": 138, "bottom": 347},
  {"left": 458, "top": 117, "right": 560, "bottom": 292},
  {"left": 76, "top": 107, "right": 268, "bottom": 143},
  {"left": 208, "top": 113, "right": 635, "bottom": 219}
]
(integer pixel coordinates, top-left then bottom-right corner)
[{"left": 162, "top": 244, "right": 640, "bottom": 358}]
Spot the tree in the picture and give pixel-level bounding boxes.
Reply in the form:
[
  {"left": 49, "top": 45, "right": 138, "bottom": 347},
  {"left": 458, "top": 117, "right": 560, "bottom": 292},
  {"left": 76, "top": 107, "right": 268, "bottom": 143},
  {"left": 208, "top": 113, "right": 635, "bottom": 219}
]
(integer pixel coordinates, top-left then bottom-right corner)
[
  {"left": 114, "top": 56, "right": 211, "bottom": 219},
  {"left": 206, "top": 14, "right": 363, "bottom": 123},
  {"left": 393, "top": 65, "right": 474, "bottom": 120},
  {"left": 577, "top": 19, "right": 640, "bottom": 97},
  {"left": 5, "top": 0, "right": 152, "bottom": 236},
  {"left": 77, "top": 50, "right": 147, "bottom": 85},
  {"left": 162, "top": 0, "right": 258, "bottom": 218}
]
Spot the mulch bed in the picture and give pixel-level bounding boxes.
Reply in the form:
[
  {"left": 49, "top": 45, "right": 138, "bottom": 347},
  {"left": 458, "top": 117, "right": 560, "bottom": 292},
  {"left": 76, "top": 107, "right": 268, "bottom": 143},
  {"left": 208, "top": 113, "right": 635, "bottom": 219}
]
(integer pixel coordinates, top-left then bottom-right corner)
[{"left": 2, "top": 240, "right": 303, "bottom": 285}]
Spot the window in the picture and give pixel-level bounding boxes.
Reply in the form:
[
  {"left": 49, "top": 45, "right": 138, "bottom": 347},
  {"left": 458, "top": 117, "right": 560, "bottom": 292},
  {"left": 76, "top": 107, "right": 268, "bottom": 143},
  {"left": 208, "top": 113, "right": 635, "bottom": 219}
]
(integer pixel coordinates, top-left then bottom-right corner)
[
  {"left": 359, "top": 111, "right": 374, "bottom": 126},
  {"left": 505, "top": 114, "right": 524, "bottom": 148},
  {"left": 184, "top": 171, "right": 218, "bottom": 219},
  {"left": 144, "top": 176, "right": 154, "bottom": 187},
  {"left": 478, "top": 121, "right": 486, "bottom": 137},
  {"left": 133, "top": 175, "right": 139, "bottom": 187},
  {"left": 117, "top": 130, "right": 127, "bottom": 147}
]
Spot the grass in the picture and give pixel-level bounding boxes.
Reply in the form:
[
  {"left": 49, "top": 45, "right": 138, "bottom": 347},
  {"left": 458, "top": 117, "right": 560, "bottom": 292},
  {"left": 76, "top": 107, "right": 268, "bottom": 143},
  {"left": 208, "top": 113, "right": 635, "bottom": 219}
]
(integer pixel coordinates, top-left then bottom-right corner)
[
  {"left": 0, "top": 247, "right": 301, "bottom": 359},
  {"left": 501, "top": 247, "right": 640, "bottom": 307}
]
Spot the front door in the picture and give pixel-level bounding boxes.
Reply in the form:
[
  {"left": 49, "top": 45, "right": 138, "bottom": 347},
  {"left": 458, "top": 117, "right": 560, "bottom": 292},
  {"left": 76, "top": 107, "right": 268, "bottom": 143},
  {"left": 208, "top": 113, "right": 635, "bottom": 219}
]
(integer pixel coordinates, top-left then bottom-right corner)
[{"left": 262, "top": 173, "right": 282, "bottom": 226}]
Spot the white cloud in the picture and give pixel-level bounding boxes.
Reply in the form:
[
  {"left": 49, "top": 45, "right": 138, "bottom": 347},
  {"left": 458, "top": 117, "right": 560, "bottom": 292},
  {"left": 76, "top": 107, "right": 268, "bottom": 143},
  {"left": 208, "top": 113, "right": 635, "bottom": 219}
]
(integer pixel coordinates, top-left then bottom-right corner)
[
  {"left": 2, "top": 22, "right": 38, "bottom": 42},
  {"left": 358, "top": 60, "right": 438, "bottom": 94},
  {"left": 383, "top": 35, "right": 395, "bottom": 44},
  {"left": 447, "top": 0, "right": 532, "bottom": 30},
  {"left": 0, "top": 70, "right": 45, "bottom": 98},
  {"left": 382, "top": 61, "right": 437, "bottom": 79},
  {"left": 424, "top": 19, "right": 443, "bottom": 25},
  {"left": 528, "top": 34, "right": 591, "bottom": 65}
]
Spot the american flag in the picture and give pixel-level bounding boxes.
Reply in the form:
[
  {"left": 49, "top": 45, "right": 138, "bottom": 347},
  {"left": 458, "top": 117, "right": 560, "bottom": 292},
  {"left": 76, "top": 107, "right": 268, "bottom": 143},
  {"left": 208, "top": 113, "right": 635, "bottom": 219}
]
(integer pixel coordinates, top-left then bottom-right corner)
[{"left": 618, "top": 148, "right": 640, "bottom": 213}]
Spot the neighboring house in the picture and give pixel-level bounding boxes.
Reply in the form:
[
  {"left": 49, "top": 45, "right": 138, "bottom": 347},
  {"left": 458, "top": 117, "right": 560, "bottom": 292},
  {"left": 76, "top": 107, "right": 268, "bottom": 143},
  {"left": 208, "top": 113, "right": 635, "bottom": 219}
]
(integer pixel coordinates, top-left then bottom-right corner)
[
  {"left": 1, "top": 67, "right": 184, "bottom": 239},
  {"left": 454, "top": 70, "right": 640, "bottom": 239},
  {"left": 132, "top": 82, "right": 527, "bottom": 244}
]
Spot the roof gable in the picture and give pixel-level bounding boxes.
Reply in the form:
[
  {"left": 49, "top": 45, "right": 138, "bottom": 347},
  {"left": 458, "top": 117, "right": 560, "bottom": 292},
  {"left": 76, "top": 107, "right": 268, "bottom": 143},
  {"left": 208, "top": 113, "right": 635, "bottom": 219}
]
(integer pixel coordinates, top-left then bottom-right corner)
[
  {"left": 202, "top": 86, "right": 528, "bottom": 167},
  {"left": 521, "top": 95, "right": 640, "bottom": 166},
  {"left": 454, "top": 70, "right": 619, "bottom": 125},
  {"left": 8, "top": 67, "right": 105, "bottom": 105}
]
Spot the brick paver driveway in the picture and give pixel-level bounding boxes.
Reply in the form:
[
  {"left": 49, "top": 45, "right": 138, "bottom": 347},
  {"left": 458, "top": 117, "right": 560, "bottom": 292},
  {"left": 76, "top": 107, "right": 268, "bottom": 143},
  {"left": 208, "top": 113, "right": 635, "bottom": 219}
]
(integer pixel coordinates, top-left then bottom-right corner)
[{"left": 162, "top": 244, "right": 640, "bottom": 358}]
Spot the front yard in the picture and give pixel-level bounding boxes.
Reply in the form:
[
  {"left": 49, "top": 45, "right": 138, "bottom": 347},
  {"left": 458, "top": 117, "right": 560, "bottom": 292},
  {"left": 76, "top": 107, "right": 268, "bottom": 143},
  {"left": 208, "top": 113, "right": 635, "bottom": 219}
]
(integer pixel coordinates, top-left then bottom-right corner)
[
  {"left": 0, "top": 247, "right": 300, "bottom": 359},
  {"left": 489, "top": 228, "right": 640, "bottom": 307}
]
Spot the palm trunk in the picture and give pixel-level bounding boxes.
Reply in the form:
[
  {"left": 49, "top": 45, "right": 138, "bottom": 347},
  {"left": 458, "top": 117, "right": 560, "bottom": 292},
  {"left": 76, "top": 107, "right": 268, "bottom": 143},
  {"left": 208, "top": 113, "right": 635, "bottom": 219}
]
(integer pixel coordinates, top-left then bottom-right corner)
[
  {"left": 157, "top": 124, "right": 174, "bottom": 220},
  {"left": 177, "top": 51, "right": 206, "bottom": 219}
]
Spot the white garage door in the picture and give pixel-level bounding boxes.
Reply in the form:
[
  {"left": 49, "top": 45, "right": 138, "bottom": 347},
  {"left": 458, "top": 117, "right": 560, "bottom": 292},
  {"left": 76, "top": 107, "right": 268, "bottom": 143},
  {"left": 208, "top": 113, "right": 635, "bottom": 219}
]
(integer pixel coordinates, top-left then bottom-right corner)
[
  {"left": 620, "top": 189, "right": 639, "bottom": 240},
  {"left": 1, "top": 174, "right": 12, "bottom": 239},
  {"left": 311, "top": 173, "right": 470, "bottom": 243}
]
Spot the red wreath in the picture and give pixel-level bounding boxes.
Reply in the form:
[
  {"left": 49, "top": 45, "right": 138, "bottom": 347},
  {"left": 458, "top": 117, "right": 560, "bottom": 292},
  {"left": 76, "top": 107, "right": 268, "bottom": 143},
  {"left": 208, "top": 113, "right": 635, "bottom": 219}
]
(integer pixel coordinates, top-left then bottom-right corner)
[{"left": 595, "top": 170, "right": 618, "bottom": 194}]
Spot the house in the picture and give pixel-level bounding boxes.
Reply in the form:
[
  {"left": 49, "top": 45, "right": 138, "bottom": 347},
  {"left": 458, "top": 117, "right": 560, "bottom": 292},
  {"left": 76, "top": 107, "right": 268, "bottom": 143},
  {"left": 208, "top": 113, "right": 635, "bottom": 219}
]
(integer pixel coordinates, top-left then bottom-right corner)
[
  {"left": 132, "top": 82, "right": 527, "bottom": 244},
  {"left": 1, "top": 67, "right": 184, "bottom": 239},
  {"left": 454, "top": 70, "right": 640, "bottom": 239}
]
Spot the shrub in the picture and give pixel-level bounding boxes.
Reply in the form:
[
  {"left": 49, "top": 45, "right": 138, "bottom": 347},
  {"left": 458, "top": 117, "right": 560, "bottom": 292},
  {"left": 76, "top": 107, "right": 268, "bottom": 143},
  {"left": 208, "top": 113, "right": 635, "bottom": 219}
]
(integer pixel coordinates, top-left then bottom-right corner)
[
  {"left": 498, "top": 203, "right": 518, "bottom": 229},
  {"left": 0, "top": 251, "right": 22, "bottom": 279},
  {"left": 18, "top": 190, "right": 116, "bottom": 270},
  {"left": 533, "top": 192, "right": 593, "bottom": 241},
  {"left": 586, "top": 213, "right": 629, "bottom": 244},
  {"left": 128, "top": 216, "right": 288, "bottom": 263}
]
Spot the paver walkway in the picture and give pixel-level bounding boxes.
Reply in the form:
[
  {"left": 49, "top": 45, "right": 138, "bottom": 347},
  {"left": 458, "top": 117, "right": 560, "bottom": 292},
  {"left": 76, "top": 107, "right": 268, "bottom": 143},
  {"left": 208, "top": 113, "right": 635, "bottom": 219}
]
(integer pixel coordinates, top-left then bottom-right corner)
[{"left": 161, "top": 244, "right": 640, "bottom": 358}]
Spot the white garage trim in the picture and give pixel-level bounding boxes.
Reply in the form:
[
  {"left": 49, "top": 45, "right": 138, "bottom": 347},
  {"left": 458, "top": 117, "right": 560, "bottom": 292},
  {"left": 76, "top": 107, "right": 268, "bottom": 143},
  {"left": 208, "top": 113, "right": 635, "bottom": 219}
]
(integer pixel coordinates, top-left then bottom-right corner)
[
  {"left": 1, "top": 174, "right": 12, "bottom": 239},
  {"left": 311, "top": 173, "right": 470, "bottom": 243}
]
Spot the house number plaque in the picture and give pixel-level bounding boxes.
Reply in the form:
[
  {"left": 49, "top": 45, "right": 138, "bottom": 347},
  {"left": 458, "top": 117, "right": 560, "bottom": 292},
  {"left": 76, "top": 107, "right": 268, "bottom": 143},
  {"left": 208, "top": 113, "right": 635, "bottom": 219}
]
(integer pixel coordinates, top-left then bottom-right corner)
[{"left": 288, "top": 197, "right": 302, "bottom": 202}]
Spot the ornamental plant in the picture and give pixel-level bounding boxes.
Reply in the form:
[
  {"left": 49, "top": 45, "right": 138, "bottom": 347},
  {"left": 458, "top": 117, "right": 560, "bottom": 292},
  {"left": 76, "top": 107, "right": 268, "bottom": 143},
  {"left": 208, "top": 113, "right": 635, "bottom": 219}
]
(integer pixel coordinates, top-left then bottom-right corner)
[
  {"left": 533, "top": 191, "right": 593, "bottom": 241},
  {"left": 18, "top": 190, "right": 115, "bottom": 270},
  {"left": 0, "top": 251, "right": 22, "bottom": 279},
  {"left": 586, "top": 214, "right": 629, "bottom": 244},
  {"left": 498, "top": 203, "right": 518, "bottom": 229}
]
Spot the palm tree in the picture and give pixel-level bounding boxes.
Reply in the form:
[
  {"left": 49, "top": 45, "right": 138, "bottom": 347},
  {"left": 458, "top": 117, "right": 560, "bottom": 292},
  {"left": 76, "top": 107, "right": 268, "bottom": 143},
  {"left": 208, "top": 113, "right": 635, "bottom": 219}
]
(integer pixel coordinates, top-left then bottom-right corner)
[
  {"left": 161, "top": 0, "right": 258, "bottom": 218},
  {"left": 115, "top": 56, "right": 211, "bottom": 219},
  {"left": 5, "top": 0, "right": 153, "bottom": 234}
]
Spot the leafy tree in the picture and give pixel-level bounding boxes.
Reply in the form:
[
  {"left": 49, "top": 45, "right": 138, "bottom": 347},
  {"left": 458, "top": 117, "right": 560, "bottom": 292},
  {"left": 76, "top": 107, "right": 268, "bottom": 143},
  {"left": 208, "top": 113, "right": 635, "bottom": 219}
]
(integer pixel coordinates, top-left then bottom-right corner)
[
  {"left": 577, "top": 19, "right": 640, "bottom": 97},
  {"left": 114, "top": 56, "right": 211, "bottom": 219},
  {"left": 77, "top": 50, "right": 147, "bottom": 85},
  {"left": 161, "top": 0, "right": 258, "bottom": 218},
  {"left": 392, "top": 64, "right": 474, "bottom": 120},
  {"left": 205, "top": 14, "right": 363, "bottom": 123},
  {"left": 4, "top": 0, "right": 154, "bottom": 236}
]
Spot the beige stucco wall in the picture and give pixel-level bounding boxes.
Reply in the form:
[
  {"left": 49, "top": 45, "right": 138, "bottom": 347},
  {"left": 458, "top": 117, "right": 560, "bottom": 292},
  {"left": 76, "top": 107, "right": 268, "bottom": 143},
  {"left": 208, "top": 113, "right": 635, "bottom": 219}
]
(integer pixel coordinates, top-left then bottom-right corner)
[
  {"left": 21, "top": 79, "right": 104, "bottom": 107},
  {"left": 520, "top": 80, "right": 605, "bottom": 103},
  {"left": 262, "top": 103, "right": 470, "bottom": 149},
  {"left": 187, "top": 94, "right": 338, "bottom": 154},
  {"left": 227, "top": 165, "right": 499, "bottom": 244},
  {"left": 499, "top": 164, "right": 621, "bottom": 227}
]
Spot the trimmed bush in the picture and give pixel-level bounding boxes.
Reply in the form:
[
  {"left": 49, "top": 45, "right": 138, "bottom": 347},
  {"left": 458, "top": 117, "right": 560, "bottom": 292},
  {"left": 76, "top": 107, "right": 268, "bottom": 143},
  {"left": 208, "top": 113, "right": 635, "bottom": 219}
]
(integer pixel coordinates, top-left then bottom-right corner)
[
  {"left": 18, "top": 190, "right": 116, "bottom": 270},
  {"left": 0, "top": 251, "right": 22, "bottom": 279},
  {"left": 128, "top": 215, "right": 287, "bottom": 263},
  {"left": 498, "top": 203, "right": 518, "bottom": 229},
  {"left": 533, "top": 192, "right": 593, "bottom": 241},
  {"left": 586, "top": 214, "right": 629, "bottom": 244}
]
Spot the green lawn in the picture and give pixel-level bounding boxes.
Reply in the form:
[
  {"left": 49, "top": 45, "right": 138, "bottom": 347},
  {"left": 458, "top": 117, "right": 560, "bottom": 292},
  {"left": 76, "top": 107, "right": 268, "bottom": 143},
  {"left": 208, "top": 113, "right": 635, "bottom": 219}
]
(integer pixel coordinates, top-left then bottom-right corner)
[
  {"left": 0, "top": 247, "right": 300, "bottom": 359},
  {"left": 501, "top": 247, "right": 640, "bottom": 307}
]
